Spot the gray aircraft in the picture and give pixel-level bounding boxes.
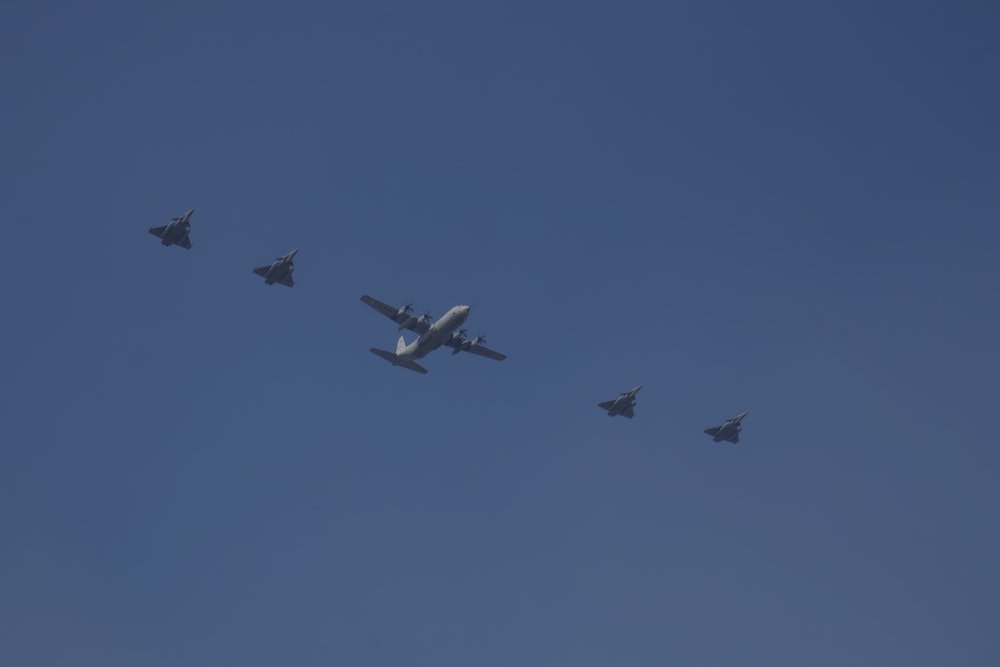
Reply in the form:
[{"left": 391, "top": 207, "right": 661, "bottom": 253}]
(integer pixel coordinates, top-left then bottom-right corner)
[
  {"left": 253, "top": 249, "right": 298, "bottom": 287},
  {"left": 598, "top": 385, "right": 642, "bottom": 418},
  {"left": 361, "top": 295, "right": 507, "bottom": 374},
  {"left": 704, "top": 411, "right": 748, "bottom": 443},
  {"left": 148, "top": 208, "right": 194, "bottom": 249}
]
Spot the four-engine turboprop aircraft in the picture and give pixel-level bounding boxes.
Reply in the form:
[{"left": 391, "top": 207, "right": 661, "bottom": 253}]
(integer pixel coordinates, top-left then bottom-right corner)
[{"left": 361, "top": 295, "right": 507, "bottom": 374}]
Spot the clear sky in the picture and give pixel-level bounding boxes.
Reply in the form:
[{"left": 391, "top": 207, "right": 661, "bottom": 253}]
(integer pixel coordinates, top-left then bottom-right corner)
[{"left": 2, "top": 1, "right": 998, "bottom": 665}]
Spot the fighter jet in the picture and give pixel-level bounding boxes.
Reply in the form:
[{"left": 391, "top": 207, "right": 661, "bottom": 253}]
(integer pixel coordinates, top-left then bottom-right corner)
[
  {"left": 148, "top": 208, "right": 194, "bottom": 249},
  {"left": 598, "top": 385, "right": 642, "bottom": 418},
  {"left": 704, "top": 411, "right": 748, "bottom": 443},
  {"left": 252, "top": 249, "right": 298, "bottom": 287},
  {"left": 360, "top": 295, "right": 507, "bottom": 374}
]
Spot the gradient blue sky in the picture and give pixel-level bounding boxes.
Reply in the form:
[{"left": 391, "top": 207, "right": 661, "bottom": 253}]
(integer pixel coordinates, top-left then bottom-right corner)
[{"left": 3, "top": 1, "right": 999, "bottom": 665}]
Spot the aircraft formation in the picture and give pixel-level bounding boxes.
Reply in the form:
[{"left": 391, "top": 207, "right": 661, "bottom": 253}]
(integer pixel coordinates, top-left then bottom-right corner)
[{"left": 149, "top": 209, "right": 749, "bottom": 444}]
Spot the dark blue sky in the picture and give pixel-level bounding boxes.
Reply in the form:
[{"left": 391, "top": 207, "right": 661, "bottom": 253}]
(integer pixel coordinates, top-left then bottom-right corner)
[{"left": 3, "top": 1, "right": 998, "bottom": 664}]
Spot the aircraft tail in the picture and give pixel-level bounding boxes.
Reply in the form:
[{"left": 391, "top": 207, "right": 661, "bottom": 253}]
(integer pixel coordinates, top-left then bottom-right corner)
[
  {"left": 396, "top": 335, "right": 407, "bottom": 355},
  {"left": 369, "top": 348, "right": 428, "bottom": 374}
]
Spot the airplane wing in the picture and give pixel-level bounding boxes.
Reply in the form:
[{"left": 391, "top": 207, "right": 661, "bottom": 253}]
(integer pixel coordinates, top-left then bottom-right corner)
[
  {"left": 149, "top": 225, "right": 167, "bottom": 238},
  {"left": 360, "top": 295, "right": 430, "bottom": 335},
  {"left": 253, "top": 266, "right": 270, "bottom": 277},
  {"left": 176, "top": 236, "right": 192, "bottom": 250},
  {"left": 598, "top": 400, "right": 615, "bottom": 410},
  {"left": 723, "top": 432, "right": 740, "bottom": 444},
  {"left": 704, "top": 426, "right": 721, "bottom": 437},
  {"left": 444, "top": 338, "right": 507, "bottom": 361},
  {"left": 622, "top": 406, "right": 635, "bottom": 419},
  {"left": 278, "top": 273, "right": 295, "bottom": 287}
]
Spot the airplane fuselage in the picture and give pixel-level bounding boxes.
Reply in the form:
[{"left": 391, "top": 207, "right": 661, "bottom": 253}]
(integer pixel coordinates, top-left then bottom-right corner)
[
  {"left": 264, "top": 261, "right": 287, "bottom": 283},
  {"left": 398, "top": 305, "right": 470, "bottom": 360},
  {"left": 603, "top": 386, "right": 641, "bottom": 416},
  {"left": 160, "top": 220, "right": 190, "bottom": 245},
  {"left": 713, "top": 415, "right": 746, "bottom": 441},
  {"left": 149, "top": 210, "right": 194, "bottom": 248},
  {"left": 263, "top": 252, "right": 297, "bottom": 283}
]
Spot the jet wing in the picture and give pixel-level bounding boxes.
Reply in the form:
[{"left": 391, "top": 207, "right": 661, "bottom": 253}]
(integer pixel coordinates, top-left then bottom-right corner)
[
  {"left": 622, "top": 406, "right": 635, "bottom": 419},
  {"left": 444, "top": 338, "right": 507, "bottom": 361},
  {"left": 723, "top": 432, "right": 740, "bottom": 444},
  {"left": 704, "top": 426, "right": 721, "bottom": 437},
  {"left": 176, "top": 236, "right": 192, "bottom": 250},
  {"left": 149, "top": 225, "right": 168, "bottom": 238},
  {"left": 253, "top": 266, "right": 270, "bottom": 277},
  {"left": 278, "top": 273, "right": 295, "bottom": 287},
  {"left": 598, "top": 400, "right": 615, "bottom": 410},
  {"left": 360, "top": 295, "right": 430, "bottom": 335}
]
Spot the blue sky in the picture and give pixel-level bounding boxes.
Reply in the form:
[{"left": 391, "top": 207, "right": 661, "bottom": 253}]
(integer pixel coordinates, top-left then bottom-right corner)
[{"left": 2, "top": 1, "right": 998, "bottom": 664}]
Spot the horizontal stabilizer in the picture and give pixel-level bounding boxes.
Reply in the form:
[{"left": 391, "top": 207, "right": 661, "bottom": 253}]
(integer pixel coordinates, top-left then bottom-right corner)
[{"left": 369, "top": 348, "right": 428, "bottom": 374}]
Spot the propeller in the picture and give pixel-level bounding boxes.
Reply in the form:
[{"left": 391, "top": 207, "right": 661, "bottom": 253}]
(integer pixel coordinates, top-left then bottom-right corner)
[
  {"left": 397, "top": 302, "right": 414, "bottom": 317},
  {"left": 451, "top": 329, "right": 470, "bottom": 355},
  {"left": 471, "top": 334, "right": 487, "bottom": 346},
  {"left": 417, "top": 310, "right": 433, "bottom": 324}
]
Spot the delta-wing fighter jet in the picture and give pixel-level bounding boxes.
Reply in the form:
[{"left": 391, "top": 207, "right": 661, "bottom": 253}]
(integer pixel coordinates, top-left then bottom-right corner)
[
  {"left": 253, "top": 249, "right": 298, "bottom": 287},
  {"left": 704, "top": 411, "right": 748, "bottom": 443},
  {"left": 148, "top": 209, "right": 194, "bottom": 249},
  {"left": 598, "top": 385, "right": 642, "bottom": 418},
  {"left": 360, "top": 295, "right": 506, "bottom": 374}
]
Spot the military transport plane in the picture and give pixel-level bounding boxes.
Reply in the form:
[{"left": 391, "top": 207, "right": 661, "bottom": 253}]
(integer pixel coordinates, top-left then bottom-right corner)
[
  {"left": 148, "top": 208, "right": 194, "bottom": 249},
  {"left": 598, "top": 385, "right": 642, "bottom": 418},
  {"left": 253, "top": 249, "right": 298, "bottom": 287},
  {"left": 704, "top": 411, "right": 748, "bottom": 443},
  {"left": 360, "top": 295, "right": 506, "bottom": 374}
]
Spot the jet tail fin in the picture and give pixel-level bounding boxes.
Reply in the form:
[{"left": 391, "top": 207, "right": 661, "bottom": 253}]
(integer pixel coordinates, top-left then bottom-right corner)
[{"left": 369, "top": 348, "right": 428, "bottom": 374}]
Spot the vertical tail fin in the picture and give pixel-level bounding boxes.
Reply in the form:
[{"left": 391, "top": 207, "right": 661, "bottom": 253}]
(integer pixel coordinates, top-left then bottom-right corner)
[{"left": 396, "top": 335, "right": 407, "bottom": 354}]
